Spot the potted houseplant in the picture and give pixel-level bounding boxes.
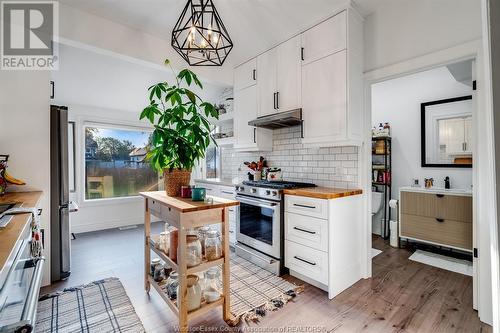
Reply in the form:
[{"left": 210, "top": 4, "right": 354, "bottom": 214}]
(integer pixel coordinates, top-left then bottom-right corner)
[{"left": 140, "top": 59, "right": 218, "bottom": 196}]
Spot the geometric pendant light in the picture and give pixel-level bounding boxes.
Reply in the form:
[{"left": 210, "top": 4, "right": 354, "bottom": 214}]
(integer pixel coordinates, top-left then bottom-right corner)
[{"left": 171, "top": 0, "right": 233, "bottom": 66}]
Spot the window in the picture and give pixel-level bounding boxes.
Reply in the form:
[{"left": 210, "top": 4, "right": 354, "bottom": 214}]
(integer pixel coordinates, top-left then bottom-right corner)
[
  {"left": 84, "top": 125, "right": 159, "bottom": 200},
  {"left": 205, "top": 145, "right": 220, "bottom": 178}
]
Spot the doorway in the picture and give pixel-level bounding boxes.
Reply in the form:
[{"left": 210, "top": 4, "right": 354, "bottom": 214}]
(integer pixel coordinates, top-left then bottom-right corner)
[{"left": 361, "top": 52, "right": 491, "bottom": 322}]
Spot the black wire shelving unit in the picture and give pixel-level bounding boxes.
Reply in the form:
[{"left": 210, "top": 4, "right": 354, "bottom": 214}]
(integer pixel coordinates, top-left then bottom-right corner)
[{"left": 372, "top": 136, "right": 392, "bottom": 239}]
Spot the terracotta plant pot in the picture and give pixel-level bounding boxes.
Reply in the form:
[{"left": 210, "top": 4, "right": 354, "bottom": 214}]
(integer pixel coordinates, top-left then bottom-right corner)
[{"left": 164, "top": 169, "right": 191, "bottom": 197}]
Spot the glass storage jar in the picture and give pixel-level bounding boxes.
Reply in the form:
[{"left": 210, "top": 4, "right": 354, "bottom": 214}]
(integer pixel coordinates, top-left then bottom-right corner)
[
  {"left": 150, "top": 258, "right": 161, "bottom": 277},
  {"left": 159, "top": 231, "right": 169, "bottom": 254},
  {"left": 203, "top": 268, "right": 221, "bottom": 303},
  {"left": 154, "top": 263, "right": 166, "bottom": 282},
  {"left": 186, "top": 274, "right": 202, "bottom": 312},
  {"left": 166, "top": 271, "right": 179, "bottom": 300},
  {"left": 186, "top": 235, "right": 202, "bottom": 267},
  {"left": 197, "top": 226, "right": 211, "bottom": 256},
  {"left": 204, "top": 230, "right": 222, "bottom": 261}
]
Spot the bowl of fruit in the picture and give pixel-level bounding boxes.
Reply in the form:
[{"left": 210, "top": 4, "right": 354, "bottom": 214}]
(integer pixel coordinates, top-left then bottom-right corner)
[{"left": 0, "top": 155, "right": 26, "bottom": 196}]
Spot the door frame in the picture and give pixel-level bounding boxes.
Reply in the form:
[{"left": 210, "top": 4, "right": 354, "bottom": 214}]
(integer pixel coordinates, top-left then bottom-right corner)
[{"left": 360, "top": 39, "right": 496, "bottom": 325}]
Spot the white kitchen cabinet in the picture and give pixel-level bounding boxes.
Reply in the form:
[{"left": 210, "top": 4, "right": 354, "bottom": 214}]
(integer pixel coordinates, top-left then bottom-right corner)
[
  {"left": 194, "top": 182, "right": 238, "bottom": 247},
  {"left": 233, "top": 85, "right": 273, "bottom": 151},
  {"left": 257, "top": 36, "right": 301, "bottom": 117},
  {"left": 301, "top": 9, "right": 363, "bottom": 147},
  {"left": 257, "top": 48, "right": 278, "bottom": 117},
  {"left": 284, "top": 193, "right": 363, "bottom": 299},
  {"left": 301, "top": 11, "right": 347, "bottom": 65},
  {"left": 234, "top": 58, "right": 257, "bottom": 90},
  {"left": 302, "top": 51, "right": 347, "bottom": 145},
  {"left": 277, "top": 36, "right": 302, "bottom": 112}
]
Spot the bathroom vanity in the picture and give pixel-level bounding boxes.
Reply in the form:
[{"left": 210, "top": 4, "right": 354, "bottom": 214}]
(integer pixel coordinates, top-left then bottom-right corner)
[{"left": 399, "top": 187, "right": 472, "bottom": 252}]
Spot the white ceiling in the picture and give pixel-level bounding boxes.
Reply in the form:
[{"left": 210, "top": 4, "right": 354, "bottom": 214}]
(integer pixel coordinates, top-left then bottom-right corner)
[{"left": 58, "top": 0, "right": 392, "bottom": 69}]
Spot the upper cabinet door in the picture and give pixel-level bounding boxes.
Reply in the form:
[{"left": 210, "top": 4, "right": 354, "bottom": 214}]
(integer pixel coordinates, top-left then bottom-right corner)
[
  {"left": 277, "top": 36, "right": 302, "bottom": 112},
  {"left": 257, "top": 48, "right": 278, "bottom": 117},
  {"left": 302, "top": 50, "right": 347, "bottom": 143},
  {"left": 234, "top": 58, "right": 257, "bottom": 91},
  {"left": 234, "top": 85, "right": 258, "bottom": 148},
  {"left": 301, "top": 11, "right": 347, "bottom": 65}
]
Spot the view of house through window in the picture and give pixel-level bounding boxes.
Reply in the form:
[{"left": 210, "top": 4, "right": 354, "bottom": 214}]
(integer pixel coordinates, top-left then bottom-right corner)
[{"left": 85, "top": 126, "right": 159, "bottom": 200}]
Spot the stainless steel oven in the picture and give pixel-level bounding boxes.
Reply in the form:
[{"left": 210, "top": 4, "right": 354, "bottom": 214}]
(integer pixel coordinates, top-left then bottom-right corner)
[
  {"left": 0, "top": 213, "right": 45, "bottom": 333},
  {"left": 236, "top": 195, "right": 281, "bottom": 259}
]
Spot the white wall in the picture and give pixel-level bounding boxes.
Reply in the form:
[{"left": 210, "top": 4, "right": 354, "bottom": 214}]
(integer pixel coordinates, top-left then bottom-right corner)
[
  {"left": 371, "top": 66, "right": 473, "bottom": 233},
  {"left": 364, "top": 0, "right": 482, "bottom": 72},
  {"left": 0, "top": 71, "right": 52, "bottom": 286},
  {"left": 58, "top": 3, "right": 233, "bottom": 86},
  {"left": 52, "top": 44, "right": 224, "bottom": 233}
]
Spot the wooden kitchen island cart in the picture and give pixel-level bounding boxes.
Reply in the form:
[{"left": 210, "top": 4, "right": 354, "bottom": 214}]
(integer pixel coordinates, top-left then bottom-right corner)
[{"left": 140, "top": 191, "right": 239, "bottom": 332}]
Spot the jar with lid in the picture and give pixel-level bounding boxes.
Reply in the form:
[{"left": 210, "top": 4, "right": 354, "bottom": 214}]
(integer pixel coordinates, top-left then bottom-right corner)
[
  {"left": 186, "top": 235, "right": 202, "bottom": 267},
  {"left": 154, "top": 263, "right": 166, "bottom": 282},
  {"left": 166, "top": 271, "right": 179, "bottom": 300},
  {"left": 150, "top": 258, "right": 161, "bottom": 277},
  {"left": 203, "top": 268, "right": 221, "bottom": 303},
  {"left": 186, "top": 274, "right": 202, "bottom": 311},
  {"left": 197, "top": 226, "right": 211, "bottom": 256},
  {"left": 159, "top": 231, "right": 169, "bottom": 254},
  {"left": 204, "top": 230, "right": 222, "bottom": 261}
]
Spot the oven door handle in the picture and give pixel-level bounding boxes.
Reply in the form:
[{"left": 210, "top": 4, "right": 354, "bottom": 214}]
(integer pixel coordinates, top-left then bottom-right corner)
[
  {"left": 236, "top": 196, "right": 278, "bottom": 209},
  {"left": 20, "top": 257, "right": 45, "bottom": 330}
]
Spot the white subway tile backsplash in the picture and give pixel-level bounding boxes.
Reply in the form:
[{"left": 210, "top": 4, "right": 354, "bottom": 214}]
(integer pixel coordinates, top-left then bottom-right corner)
[{"left": 221, "top": 126, "right": 358, "bottom": 188}]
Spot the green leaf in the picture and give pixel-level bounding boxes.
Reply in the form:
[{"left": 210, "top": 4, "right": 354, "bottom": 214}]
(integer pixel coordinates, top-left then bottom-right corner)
[
  {"left": 192, "top": 73, "right": 203, "bottom": 89},
  {"left": 185, "top": 90, "right": 196, "bottom": 104}
]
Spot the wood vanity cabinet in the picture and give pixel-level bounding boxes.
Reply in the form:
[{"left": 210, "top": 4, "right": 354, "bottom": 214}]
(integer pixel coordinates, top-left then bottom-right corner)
[{"left": 399, "top": 189, "right": 473, "bottom": 251}]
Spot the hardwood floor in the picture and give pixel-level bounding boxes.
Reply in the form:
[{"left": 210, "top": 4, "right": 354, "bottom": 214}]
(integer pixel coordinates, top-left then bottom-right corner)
[{"left": 42, "top": 225, "right": 491, "bottom": 332}]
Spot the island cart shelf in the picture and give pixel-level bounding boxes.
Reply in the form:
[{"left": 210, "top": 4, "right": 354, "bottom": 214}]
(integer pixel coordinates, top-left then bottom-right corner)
[{"left": 140, "top": 191, "right": 239, "bottom": 332}]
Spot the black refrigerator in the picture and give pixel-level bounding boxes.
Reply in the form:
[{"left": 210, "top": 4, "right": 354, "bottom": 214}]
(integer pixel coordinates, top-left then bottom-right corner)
[{"left": 50, "top": 105, "right": 71, "bottom": 282}]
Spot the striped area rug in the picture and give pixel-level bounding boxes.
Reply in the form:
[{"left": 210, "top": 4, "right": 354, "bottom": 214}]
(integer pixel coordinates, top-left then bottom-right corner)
[
  {"left": 227, "top": 255, "right": 302, "bottom": 325},
  {"left": 36, "top": 257, "right": 302, "bottom": 331},
  {"left": 36, "top": 278, "right": 144, "bottom": 333}
]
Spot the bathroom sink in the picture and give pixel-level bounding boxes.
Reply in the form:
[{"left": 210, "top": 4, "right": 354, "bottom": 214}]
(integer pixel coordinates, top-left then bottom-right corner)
[{"left": 400, "top": 186, "right": 472, "bottom": 195}]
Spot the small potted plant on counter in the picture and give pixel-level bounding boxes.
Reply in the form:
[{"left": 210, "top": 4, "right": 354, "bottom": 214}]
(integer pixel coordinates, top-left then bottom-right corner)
[{"left": 140, "top": 59, "right": 218, "bottom": 196}]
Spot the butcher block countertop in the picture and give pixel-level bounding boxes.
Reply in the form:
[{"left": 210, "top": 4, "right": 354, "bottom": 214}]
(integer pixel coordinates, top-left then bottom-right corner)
[
  {"left": 0, "top": 191, "right": 43, "bottom": 272},
  {"left": 140, "top": 191, "right": 239, "bottom": 213},
  {"left": 283, "top": 187, "right": 363, "bottom": 199}
]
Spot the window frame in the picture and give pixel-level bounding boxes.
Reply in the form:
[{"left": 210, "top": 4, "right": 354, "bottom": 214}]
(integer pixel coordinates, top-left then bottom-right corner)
[{"left": 81, "top": 121, "right": 156, "bottom": 203}]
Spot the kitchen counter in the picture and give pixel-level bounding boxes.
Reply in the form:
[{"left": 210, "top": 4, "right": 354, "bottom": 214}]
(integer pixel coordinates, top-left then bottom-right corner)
[
  {"left": 399, "top": 186, "right": 472, "bottom": 197},
  {"left": 194, "top": 178, "right": 238, "bottom": 187},
  {"left": 0, "top": 191, "right": 43, "bottom": 274},
  {"left": 283, "top": 187, "right": 363, "bottom": 199}
]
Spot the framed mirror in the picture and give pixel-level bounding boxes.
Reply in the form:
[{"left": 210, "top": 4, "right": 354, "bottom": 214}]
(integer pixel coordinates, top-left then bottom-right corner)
[{"left": 421, "top": 95, "right": 472, "bottom": 168}]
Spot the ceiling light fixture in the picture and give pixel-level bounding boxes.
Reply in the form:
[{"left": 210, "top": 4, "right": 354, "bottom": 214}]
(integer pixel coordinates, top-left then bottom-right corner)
[{"left": 171, "top": 0, "right": 233, "bottom": 66}]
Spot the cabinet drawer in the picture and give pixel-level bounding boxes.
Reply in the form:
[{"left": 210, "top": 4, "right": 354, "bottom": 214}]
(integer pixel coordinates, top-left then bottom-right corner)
[
  {"left": 160, "top": 205, "right": 180, "bottom": 226},
  {"left": 285, "top": 195, "right": 328, "bottom": 219},
  {"left": 219, "top": 186, "right": 236, "bottom": 199},
  {"left": 285, "top": 240, "right": 328, "bottom": 284},
  {"left": 148, "top": 198, "right": 161, "bottom": 217},
  {"left": 285, "top": 212, "right": 328, "bottom": 252},
  {"left": 400, "top": 192, "right": 472, "bottom": 223},
  {"left": 400, "top": 214, "right": 472, "bottom": 250}
]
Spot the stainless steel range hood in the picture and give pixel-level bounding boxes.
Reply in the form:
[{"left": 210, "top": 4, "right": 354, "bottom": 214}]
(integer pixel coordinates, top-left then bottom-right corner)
[{"left": 248, "top": 109, "right": 302, "bottom": 129}]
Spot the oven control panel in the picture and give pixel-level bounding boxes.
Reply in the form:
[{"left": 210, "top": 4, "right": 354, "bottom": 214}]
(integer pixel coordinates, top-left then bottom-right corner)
[{"left": 235, "top": 185, "right": 281, "bottom": 200}]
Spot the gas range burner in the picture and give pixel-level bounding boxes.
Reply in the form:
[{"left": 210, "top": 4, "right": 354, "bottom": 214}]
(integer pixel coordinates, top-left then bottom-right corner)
[{"left": 242, "top": 180, "right": 317, "bottom": 190}]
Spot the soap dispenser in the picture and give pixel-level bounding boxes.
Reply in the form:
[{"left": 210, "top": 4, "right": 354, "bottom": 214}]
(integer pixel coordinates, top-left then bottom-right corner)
[{"left": 444, "top": 176, "right": 450, "bottom": 189}]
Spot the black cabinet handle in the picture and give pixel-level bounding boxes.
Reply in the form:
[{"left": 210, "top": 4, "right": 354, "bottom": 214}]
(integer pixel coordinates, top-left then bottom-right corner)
[
  {"left": 253, "top": 128, "right": 256, "bottom": 143},
  {"left": 436, "top": 194, "right": 445, "bottom": 198},
  {"left": 273, "top": 92, "right": 277, "bottom": 109},
  {"left": 301, "top": 47, "right": 304, "bottom": 61},
  {"left": 293, "top": 203, "right": 316, "bottom": 209},
  {"left": 253, "top": 69, "right": 256, "bottom": 81},
  {"left": 436, "top": 218, "right": 444, "bottom": 223},
  {"left": 293, "top": 226, "right": 316, "bottom": 235},
  {"left": 221, "top": 191, "right": 233, "bottom": 195},
  {"left": 276, "top": 91, "right": 279, "bottom": 109},
  {"left": 50, "top": 81, "right": 55, "bottom": 99},
  {"left": 294, "top": 256, "right": 316, "bottom": 266}
]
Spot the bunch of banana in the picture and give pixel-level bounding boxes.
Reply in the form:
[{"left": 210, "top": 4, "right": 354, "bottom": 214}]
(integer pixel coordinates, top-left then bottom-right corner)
[{"left": 4, "top": 171, "right": 26, "bottom": 185}]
